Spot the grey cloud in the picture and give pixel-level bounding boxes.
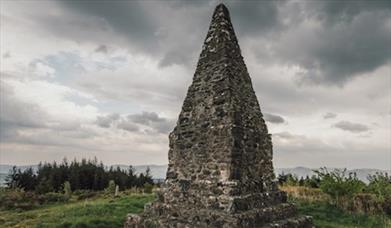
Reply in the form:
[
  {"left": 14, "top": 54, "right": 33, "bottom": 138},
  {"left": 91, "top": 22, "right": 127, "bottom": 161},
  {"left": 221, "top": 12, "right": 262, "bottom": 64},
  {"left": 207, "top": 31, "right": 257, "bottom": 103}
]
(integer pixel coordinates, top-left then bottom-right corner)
[
  {"left": 269, "top": 1, "right": 390, "bottom": 86},
  {"left": 128, "top": 112, "right": 164, "bottom": 125},
  {"left": 263, "top": 113, "right": 285, "bottom": 124},
  {"left": 2, "top": 52, "right": 10, "bottom": 59},
  {"left": 333, "top": 121, "right": 369, "bottom": 133},
  {"left": 273, "top": 131, "right": 296, "bottom": 140},
  {"left": 0, "top": 80, "right": 89, "bottom": 145},
  {"left": 95, "top": 113, "right": 120, "bottom": 128},
  {"left": 307, "top": 0, "right": 391, "bottom": 25},
  {"left": 0, "top": 82, "right": 47, "bottom": 140},
  {"left": 273, "top": 131, "right": 334, "bottom": 154},
  {"left": 16, "top": 0, "right": 390, "bottom": 85},
  {"left": 323, "top": 112, "right": 337, "bottom": 119},
  {"left": 95, "top": 44, "right": 108, "bottom": 54},
  {"left": 117, "top": 121, "right": 139, "bottom": 132},
  {"left": 159, "top": 48, "right": 195, "bottom": 68},
  {"left": 161, "top": 1, "right": 391, "bottom": 84},
  {"left": 226, "top": 1, "right": 282, "bottom": 36},
  {"left": 158, "top": 1, "right": 282, "bottom": 67},
  {"left": 95, "top": 112, "right": 174, "bottom": 134},
  {"left": 128, "top": 112, "right": 175, "bottom": 134},
  {"left": 58, "top": 0, "right": 158, "bottom": 51}
]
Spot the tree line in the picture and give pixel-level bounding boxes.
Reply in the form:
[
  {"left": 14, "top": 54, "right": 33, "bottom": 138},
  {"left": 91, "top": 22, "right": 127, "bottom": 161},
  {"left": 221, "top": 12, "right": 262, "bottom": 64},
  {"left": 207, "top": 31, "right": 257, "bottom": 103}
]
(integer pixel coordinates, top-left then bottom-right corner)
[{"left": 5, "top": 158, "right": 154, "bottom": 193}]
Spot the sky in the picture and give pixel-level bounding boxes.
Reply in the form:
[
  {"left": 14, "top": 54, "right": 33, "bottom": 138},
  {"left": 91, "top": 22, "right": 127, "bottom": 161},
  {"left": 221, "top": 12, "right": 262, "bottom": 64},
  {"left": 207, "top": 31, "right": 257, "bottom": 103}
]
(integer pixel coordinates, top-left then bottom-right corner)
[{"left": 0, "top": 0, "right": 390, "bottom": 169}]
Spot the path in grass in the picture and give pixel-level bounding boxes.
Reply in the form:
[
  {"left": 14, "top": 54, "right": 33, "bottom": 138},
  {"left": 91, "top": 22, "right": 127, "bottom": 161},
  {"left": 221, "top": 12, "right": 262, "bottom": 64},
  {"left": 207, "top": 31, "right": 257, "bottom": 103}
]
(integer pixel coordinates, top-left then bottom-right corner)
[{"left": 0, "top": 194, "right": 154, "bottom": 228}]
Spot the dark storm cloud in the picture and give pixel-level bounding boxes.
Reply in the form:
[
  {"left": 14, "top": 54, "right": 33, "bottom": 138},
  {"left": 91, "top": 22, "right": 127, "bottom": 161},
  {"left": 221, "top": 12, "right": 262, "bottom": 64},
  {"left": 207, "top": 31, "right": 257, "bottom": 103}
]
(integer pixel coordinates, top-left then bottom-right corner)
[
  {"left": 307, "top": 0, "right": 391, "bottom": 25},
  {"left": 333, "top": 121, "right": 369, "bottom": 133},
  {"left": 263, "top": 113, "right": 285, "bottom": 124},
  {"left": 163, "top": 1, "right": 390, "bottom": 85},
  {"left": 28, "top": 1, "right": 389, "bottom": 86},
  {"left": 225, "top": 1, "right": 282, "bottom": 35},
  {"left": 323, "top": 113, "right": 337, "bottom": 119},
  {"left": 58, "top": 0, "right": 158, "bottom": 51},
  {"left": 267, "top": 1, "right": 391, "bottom": 85}
]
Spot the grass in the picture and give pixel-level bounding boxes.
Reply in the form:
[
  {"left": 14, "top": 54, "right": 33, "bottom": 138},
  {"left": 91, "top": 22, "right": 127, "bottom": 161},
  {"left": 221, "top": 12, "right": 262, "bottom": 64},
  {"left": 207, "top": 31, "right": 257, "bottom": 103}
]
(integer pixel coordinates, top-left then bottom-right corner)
[
  {"left": 0, "top": 191, "right": 389, "bottom": 228},
  {"left": 293, "top": 199, "right": 391, "bottom": 228},
  {"left": 0, "top": 193, "right": 154, "bottom": 228}
]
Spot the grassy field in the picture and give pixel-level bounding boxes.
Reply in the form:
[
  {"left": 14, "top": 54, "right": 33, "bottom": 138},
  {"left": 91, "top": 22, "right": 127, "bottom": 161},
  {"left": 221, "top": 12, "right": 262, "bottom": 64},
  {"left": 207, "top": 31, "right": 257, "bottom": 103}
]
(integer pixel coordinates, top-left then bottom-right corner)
[
  {"left": 0, "top": 193, "right": 154, "bottom": 228},
  {"left": 0, "top": 192, "right": 389, "bottom": 228},
  {"left": 293, "top": 199, "right": 390, "bottom": 228}
]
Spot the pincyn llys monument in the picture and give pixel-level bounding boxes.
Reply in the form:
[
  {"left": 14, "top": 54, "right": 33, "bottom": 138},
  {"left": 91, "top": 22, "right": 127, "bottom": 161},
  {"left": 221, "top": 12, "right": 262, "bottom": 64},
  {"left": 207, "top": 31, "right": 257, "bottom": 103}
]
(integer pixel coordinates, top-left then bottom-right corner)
[{"left": 125, "top": 4, "right": 313, "bottom": 228}]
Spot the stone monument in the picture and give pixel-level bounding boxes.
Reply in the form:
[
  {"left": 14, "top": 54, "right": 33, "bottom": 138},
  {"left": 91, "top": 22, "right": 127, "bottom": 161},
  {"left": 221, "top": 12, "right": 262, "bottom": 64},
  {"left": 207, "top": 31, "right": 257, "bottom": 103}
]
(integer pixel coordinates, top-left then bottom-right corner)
[{"left": 125, "top": 4, "right": 313, "bottom": 228}]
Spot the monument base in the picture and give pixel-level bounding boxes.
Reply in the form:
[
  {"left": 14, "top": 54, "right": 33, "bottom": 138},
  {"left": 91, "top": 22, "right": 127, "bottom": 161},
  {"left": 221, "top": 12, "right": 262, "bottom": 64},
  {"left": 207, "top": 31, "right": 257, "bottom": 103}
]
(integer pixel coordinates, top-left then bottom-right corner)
[
  {"left": 124, "top": 181, "right": 313, "bottom": 228},
  {"left": 125, "top": 203, "right": 312, "bottom": 228}
]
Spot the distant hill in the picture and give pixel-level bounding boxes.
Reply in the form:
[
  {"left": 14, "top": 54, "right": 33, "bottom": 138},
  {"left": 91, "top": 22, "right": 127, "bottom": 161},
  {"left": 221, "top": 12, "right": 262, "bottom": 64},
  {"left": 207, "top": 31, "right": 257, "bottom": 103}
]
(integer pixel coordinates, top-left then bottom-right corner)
[{"left": 1, "top": 164, "right": 389, "bottom": 186}]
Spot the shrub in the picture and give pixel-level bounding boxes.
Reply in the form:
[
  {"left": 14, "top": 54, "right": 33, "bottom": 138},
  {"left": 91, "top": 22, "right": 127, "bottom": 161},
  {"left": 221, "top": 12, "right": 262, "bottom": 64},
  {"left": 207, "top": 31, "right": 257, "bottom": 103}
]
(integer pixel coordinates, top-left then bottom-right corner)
[
  {"left": 315, "top": 168, "right": 365, "bottom": 205},
  {"left": 382, "top": 197, "right": 391, "bottom": 216},
  {"left": 73, "top": 190, "right": 97, "bottom": 200},
  {"left": 350, "top": 193, "right": 383, "bottom": 214},
  {"left": 366, "top": 172, "right": 391, "bottom": 200},
  {"left": 63, "top": 181, "right": 72, "bottom": 198},
  {"left": 281, "top": 185, "right": 330, "bottom": 202},
  {"left": 41, "top": 192, "right": 69, "bottom": 203},
  {"left": 105, "top": 180, "right": 116, "bottom": 195},
  {"left": 0, "top": 189, "right": 38, "bottom": 210},
  {"left": 143, "top": 183, "right": 154, "bottom": 194}
]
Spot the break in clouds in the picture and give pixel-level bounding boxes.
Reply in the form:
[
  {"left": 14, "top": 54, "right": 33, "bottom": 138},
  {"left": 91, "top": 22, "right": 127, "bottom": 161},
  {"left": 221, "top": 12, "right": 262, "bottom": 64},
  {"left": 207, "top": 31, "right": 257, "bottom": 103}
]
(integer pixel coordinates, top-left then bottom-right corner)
[{"left": 0, "top": 0, "right": 390, "bottom": 169}]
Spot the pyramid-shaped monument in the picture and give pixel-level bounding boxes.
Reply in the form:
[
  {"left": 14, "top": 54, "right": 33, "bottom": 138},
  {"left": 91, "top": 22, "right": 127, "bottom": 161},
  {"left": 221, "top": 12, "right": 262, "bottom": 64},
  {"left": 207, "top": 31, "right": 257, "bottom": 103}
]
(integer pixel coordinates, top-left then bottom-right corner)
[{"left": 125, "top": 4, "right": 312, "bottom": 228}]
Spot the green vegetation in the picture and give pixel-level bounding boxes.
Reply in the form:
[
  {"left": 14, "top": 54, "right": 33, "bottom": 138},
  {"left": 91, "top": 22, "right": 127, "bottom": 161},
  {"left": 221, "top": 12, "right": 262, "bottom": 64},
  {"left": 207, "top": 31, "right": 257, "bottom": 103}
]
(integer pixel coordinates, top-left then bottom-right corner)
[
  {"left": 6, "top": 158, "right": 153, "bottom": 193},
  {"left": 293, "top": 198, "right": 390, "bottom": 228},
  {"left": 1, "top": 167, "right": 389, "bottom": 227},
  {"left": 278, "top": 168, "right": 391, "bottom": 216},
  {"left": 0, "top": 192, "right": 154, "bottom": 228},
  {"left": 1, "top": 189, "right": 389, "bottom": 227}
]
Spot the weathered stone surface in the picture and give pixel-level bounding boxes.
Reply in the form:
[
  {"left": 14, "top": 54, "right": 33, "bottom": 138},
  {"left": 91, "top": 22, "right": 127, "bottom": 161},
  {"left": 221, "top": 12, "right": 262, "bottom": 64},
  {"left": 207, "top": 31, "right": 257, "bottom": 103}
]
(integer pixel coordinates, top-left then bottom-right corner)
[{"left": 125, "top": 3, "right": 313, "bottom": 228}]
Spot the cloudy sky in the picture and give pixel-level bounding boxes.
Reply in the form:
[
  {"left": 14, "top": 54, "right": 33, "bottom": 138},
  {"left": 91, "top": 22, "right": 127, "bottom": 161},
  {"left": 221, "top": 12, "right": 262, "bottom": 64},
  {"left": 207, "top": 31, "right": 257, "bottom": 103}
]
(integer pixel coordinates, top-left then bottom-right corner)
[{"left": 0, "top": 0, "right": 390, "bottom": 169}]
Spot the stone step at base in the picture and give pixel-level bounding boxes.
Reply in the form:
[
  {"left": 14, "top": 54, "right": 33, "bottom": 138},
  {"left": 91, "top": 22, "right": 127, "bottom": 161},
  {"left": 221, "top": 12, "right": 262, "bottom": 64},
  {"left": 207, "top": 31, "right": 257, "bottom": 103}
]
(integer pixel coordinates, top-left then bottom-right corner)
[
  {"left": 140, "top": 202, "right": 305, "bottom": 227},
  {"left": 261, "top": 215, "right": 314, "bottom": 228},
  {"left": 235, "top": 203, "right": 298, "bottom": 227}
]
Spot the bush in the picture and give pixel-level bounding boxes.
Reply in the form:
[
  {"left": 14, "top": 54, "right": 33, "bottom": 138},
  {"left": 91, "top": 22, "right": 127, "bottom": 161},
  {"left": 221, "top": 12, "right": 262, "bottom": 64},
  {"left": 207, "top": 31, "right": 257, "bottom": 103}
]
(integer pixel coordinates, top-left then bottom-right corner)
[
  {"left": 63, "top": 181, "right": 72, "bottom": 198},
  {"left": 382, "top": 197, "right": 391, "bottom": 216},
  {"left": 73, "top": 189, "right": 97, "bottom": 200},
  {"left": 105, "top": 180, "right": 116, "bottom": 195},
  {"left": 366, "top": 173, "right": 391, "bottom": 200},
  {"left": 281, "top": 186, "right": 330, "bottom": 202},
  {"left": 143, "top": 183, "right": 153, "bottom": 194},
  {"left": 0, "top": 189, "right": 38, "bottom": 210},
  {"left": 315, "top": 168, "right": 365, "bottom": 205},
  {"left": 349, "top": 193, "right": 383, "bottom": 214},
  {"left": 41, "top": 192, "right": 69, "bottom": 203}
]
